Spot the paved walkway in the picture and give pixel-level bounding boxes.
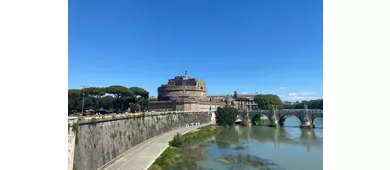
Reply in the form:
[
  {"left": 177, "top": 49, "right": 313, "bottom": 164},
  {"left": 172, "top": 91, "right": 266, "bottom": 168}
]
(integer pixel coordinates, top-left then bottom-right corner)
[{"left": 99, "top": 123, "right": 211, "bottom": 170}]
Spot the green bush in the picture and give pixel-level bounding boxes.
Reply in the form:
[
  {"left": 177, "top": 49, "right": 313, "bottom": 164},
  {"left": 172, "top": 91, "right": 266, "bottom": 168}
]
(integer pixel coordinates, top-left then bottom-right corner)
[{"left": 169, "top": 133, "right": 183, "bottom": 147}]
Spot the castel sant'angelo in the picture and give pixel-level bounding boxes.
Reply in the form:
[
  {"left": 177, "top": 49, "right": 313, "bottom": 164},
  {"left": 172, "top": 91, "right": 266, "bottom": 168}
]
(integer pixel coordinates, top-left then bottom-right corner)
[
  {"left": 148, "top": 71, "right": 259, "bottom": 112},
  {"left": 157, "top": 71, "right": 207, "bottom": 101},
  {"left": 148, "top": 71, "right": 228, "bottom": 112}
]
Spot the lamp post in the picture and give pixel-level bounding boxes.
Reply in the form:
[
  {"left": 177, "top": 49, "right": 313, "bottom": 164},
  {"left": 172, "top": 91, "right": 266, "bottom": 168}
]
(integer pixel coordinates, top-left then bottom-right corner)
[{"left": 81, "top": 85, "right": 88, "bottom": 116}]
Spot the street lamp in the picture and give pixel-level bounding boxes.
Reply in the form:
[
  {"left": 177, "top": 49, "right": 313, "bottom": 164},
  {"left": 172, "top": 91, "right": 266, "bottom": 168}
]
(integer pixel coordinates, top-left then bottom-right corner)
[{"left": 81, "top": 85, "right": 88, "bottom": 116}]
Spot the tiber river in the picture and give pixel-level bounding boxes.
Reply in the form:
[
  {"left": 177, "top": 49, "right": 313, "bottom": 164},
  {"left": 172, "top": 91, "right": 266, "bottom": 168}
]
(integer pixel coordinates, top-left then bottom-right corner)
[{"left": 167, "top": 117, "right": 323, "bottom": 170}]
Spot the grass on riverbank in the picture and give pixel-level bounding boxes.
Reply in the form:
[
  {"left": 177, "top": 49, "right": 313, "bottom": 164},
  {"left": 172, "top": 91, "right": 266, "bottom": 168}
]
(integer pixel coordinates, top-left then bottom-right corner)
[
  {"left": 149, "top": 125, "right": 223, "bottom": 169},
  {"left": 171, "top": 125, "right": 222, "bottom": 147}
]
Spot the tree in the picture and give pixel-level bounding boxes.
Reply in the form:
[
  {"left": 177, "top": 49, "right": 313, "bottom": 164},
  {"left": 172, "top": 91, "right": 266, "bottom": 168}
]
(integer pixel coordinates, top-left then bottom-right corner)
[
  {"left": 97, "top": 96, "right": 115, "bottom": 110},
  {"left": 129, "top": 87, "right": 149, "bottom": 111},
  {"left": 129, "top": 87, "right": 149, "bottom": 99},
  {"left": 121, "top": 96, "right": 134, "bottom": 111},
  {"left": 85, "top": 87, "right": 106, "bottom": 110},
  {"left": 68, "top": 89, "right": 82, "bottom": 114},
  {"left": 308, "top": 99, "right": 323, "bottom": 110},
  {"left": 129, "top": 103, "right": 140, "bottom": 113},
  {"left": 283, "top": 104, "right": 295, "bottom": 109},
  {"left": 82, "top": 97, "right": 94, "bottom": 111},
  {"left": 215, "top": 106, "right": 237, "bottom": 127},
  {"left": 295, "top": 99, "right": 323, "bottom": 110},
  {"left": 137, "top": 98, "right": 149, "bottom": 111},
  {"left": 106, "top": 85, "right": 134, "bottom": 113},
  {"left": 253, "top": 94, "right": 283, "bottom": 110}
]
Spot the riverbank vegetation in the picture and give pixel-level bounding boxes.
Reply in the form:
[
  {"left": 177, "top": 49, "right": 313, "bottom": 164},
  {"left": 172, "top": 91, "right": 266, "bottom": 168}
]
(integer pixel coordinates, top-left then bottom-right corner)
[{"left": 150, "top": 125, "right": 222, "bottom": 169}]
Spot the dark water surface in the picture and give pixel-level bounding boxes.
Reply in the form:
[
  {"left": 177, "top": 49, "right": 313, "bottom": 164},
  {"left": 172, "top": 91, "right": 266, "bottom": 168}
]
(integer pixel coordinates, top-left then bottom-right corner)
[{"left": 169, "top": 117, "right": 323, "bottom": 170}]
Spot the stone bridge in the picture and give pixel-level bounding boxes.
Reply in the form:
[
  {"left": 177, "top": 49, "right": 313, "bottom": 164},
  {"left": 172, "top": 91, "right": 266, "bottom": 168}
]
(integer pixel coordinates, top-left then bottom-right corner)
[{"left": 237, "top": 105, "right": 323, "bottom": 128}]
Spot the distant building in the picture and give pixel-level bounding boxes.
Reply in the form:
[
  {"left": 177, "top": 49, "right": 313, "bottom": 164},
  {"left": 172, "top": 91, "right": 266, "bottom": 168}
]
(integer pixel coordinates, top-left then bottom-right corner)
[
  {"left": 207, "top": 91, "right": 258, "bottom": 100},
  {"left": 149, "top": 96, "right": 157, "bottom": 100},
  {"left": 283, "top": 101, "right": 297, "bottom": 106},
  {"left": 207, "top": 91, "right": 259, "bottom": 110}
]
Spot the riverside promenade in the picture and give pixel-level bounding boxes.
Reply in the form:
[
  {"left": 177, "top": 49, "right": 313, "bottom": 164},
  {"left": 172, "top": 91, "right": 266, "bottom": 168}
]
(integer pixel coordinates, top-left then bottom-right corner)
[{"left": 99, "top": 123, "right": 212, "bottom": 170}]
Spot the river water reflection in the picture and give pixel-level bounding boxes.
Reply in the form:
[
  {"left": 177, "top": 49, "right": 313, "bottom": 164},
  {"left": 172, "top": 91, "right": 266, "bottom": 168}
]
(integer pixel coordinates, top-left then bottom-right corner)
[{"left": 170, "top": 117, "right": 323, "bottom": 170}]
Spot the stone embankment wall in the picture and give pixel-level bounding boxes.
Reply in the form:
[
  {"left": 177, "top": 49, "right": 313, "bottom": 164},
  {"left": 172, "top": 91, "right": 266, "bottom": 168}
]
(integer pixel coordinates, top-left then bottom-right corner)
[
  {"left": 68, "top": 127, "right": 76, "bottom": 170},
  {"left": 72, "top": 112, "right": 212, "bottom": 170}
]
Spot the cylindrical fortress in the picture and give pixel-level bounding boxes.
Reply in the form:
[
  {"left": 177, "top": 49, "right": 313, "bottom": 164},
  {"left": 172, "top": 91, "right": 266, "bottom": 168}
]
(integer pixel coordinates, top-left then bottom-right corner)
[{"left": 157, "top": 72, "right": 207, "bottom": 101}]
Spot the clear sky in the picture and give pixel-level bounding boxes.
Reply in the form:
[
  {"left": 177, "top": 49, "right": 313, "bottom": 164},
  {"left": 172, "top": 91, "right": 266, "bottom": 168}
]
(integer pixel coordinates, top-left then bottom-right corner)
[{"left": 69, "top": 0, "right": 323, "bottom": 101}]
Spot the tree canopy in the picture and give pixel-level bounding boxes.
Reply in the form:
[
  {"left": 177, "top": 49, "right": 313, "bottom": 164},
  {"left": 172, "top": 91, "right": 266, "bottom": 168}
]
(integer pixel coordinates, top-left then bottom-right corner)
[
  {"left": 106, "top": 85, "right": 134, "bottom": 113},
  {"left": 68, "top": 85, "right": 151, "bottom": 115},
  {"left": 129, "top": 103, "right": 140, "bottom": 113},
  {"left": 215, "top": 106, "right": 237, "bottom": 127},
  {"left": 68, "top": 89, "right": 82, "bottom": 114},
  {"left": 129, "top": 87, "right": 149, "bottom": 111},
  {"left": 253, "top": 94, "right": 283, "bottom": 110},
  {"left": 97, "top": 96, "right": 115, "bottom": 110},
  {"left": 106, "top": 85, "right": 133, "bottom": 99},
  {"left": 129, "top": 87, "right": 149, "bottom": 99},
  {"left": 294, "top": 99, "right": 323, "bottom": 110},
  {"left": 85, "top": 87, "right": 106, "bottom": 110}
]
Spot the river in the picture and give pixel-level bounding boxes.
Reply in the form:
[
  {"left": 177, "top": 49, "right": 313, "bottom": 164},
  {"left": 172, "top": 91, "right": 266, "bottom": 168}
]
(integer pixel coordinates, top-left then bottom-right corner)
[{"left": 167, "top": 117, "right": 323, "bottom": 170}]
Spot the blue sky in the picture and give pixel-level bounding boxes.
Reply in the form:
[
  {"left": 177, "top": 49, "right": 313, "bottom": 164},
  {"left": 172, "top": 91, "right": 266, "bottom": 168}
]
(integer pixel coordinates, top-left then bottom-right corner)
[{"left": 69, "top": 0, "right": 323, "bottom": 101}]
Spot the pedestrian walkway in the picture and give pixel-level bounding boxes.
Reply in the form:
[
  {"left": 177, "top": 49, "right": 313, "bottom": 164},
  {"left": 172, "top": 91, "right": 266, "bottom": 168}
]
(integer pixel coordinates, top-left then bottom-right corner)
[{"left": 99, "top": 123, "right": 211, "bottom": 170}]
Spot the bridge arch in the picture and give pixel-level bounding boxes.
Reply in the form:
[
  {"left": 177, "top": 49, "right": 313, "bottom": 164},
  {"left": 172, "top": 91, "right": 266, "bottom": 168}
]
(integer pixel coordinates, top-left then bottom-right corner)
[
  {"left": 311, "top": 115, "right": 323, "bottom": 127},
  {"left": 278, "top": 114, "right": 302, "bottom": 126},
  {"left": 312, "top": 115, "right": 323, "bottom": 122},
  {"left": 250, "top": 113, "right": 271, "bottom": 125},
  {"left": 235, "top": 115, "right": 244, "bottom": 124}
]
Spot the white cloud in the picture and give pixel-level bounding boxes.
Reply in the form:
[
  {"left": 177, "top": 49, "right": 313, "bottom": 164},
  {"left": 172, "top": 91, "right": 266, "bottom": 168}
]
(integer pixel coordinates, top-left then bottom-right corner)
[
  {"left": 278, "top": 87, "right": 286, "bottom": 90},
  {"left": 242, "top": 92, "right": 248, "bottom": 94},
  {"left": 280, "top": 91, "right": 319, "bottom": 101}
]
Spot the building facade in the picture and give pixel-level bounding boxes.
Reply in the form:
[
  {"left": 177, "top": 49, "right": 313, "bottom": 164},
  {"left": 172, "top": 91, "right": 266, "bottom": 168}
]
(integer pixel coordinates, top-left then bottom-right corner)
[
  {"left": 148, "top": 72, "right": 260, "bottom": 112},
  {"left": 157, "top": 71, "right": 207, "bottom": 101},
  {"left": 149, "top": 72, "right": 226, "bottom": 112},
  {"left": 207, "top": 91, "right": 259, "bottom": 110}
]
